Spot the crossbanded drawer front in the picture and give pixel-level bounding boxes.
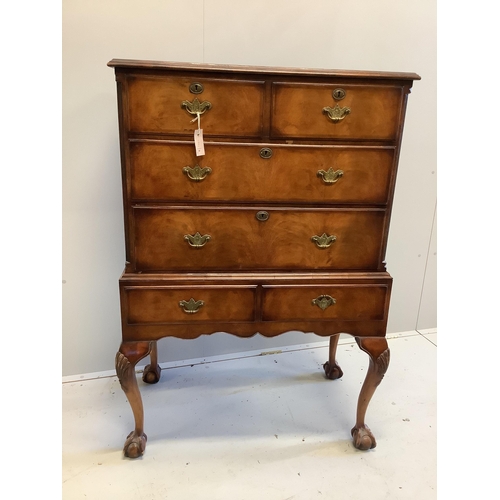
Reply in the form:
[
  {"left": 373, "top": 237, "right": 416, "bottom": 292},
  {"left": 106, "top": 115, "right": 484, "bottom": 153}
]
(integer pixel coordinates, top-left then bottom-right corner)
[
  {"left": 126, "top": 76, "right": 265, "bottom": 137},
  {"left": 271, "top": 83, "right": 404, "bottom": 141},
  {"left": 261, "top": 284, "right": 389, "bottom": 322},
  {"left": 132, "top": 207, "right": 386, "bottom": 271},
  {"left": 130, "top": 141, "right": 395, "bottom": 205},
  {"left": 125, "top": 286, "right": 257, "bottom": 324}
]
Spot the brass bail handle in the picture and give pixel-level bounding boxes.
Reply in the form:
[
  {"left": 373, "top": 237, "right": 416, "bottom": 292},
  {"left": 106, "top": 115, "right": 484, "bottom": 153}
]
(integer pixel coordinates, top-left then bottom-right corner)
[
  {"left": 312, "top": 295, "right": 336, "bottom": 311},
  {"left": 181, "top": 98, "right": 212, "bottom": 117},
  {"left": 311, "top": 233, "right": 337, "bottom": 248},
  {"left": 317, "top": 168, "right": 344, "bottom": 184},
  {"left": 184, "top": 232, "right": 211, "bottom": 247},
  {"left": 323, "top": 104, "right": 351, "bottom": 123},
  {"left": 179, "top": 298, "right": 204, "bottom": 314},
  {"left": 183, "top": 164, "right": 212, "bottom": 182}
]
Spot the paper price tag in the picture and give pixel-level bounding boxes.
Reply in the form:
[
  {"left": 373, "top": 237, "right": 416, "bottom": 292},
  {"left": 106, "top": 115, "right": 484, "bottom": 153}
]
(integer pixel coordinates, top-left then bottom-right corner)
[{"left": 194, "top": 129, "right": 205, "bottom": 156}]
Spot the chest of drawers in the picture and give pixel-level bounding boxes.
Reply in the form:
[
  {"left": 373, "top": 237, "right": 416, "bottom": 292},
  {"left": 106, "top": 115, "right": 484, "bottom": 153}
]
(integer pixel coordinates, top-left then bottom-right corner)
[{"left": 109, "top": 59, "right": 419, "bottom": 458}]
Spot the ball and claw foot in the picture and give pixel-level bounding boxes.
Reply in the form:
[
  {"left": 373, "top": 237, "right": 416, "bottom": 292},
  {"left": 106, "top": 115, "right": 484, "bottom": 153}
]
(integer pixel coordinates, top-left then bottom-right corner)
[
  {"left": 351, "top": 425, "right": 377, "bottom": 450},
  {"left": 123, "top": 431, "right": 147, "bottom": 458},
  {"left": 142, "top": 364, "right": 161, "bottom": 384},
  {"left": 323, "top": 361, "right": 344, "bottom": 380}
]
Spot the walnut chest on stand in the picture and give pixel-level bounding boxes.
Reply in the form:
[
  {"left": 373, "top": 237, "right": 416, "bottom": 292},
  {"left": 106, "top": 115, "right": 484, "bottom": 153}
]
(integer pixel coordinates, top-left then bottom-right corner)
[{"left": 108, "top": 59, "right": 420, "bottom": 458}]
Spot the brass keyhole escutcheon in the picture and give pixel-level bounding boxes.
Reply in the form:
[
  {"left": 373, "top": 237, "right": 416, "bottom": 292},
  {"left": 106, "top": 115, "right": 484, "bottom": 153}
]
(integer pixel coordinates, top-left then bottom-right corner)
[
  {"left": 333, "top": 88, "right": 346, "bottom": 100},
  {"left": 189, "top": 82, "right": 204, "bottom": 94},
  {"left": 256, "top": 211, "right": 269, "bottom": 221},
  {"left": 259, "top": 148, "right": 273, "bottom": 159}
]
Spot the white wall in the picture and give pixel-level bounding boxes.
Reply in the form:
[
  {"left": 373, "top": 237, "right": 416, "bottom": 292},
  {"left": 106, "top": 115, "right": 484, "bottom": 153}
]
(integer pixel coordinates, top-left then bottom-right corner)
[{"left": 62, "top": 0, "right": 436, "bottom": 376}]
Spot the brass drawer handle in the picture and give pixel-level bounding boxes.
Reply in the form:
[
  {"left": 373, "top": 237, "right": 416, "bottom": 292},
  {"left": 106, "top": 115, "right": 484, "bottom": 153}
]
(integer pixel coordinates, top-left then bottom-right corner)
[
  {"left": 179, "top": 298, "right": 204, "bottom": 314},
  {"left": 322, "top": 104, "right": 351, "bottom": 123},
  {"left": 184, "top": 232, "right": 211, "bottom": 247},
  {"left": 183, "top": 164, "right": 212, "bottom": 182},
  {"left": 181, "top": 98, "right": 212, "bottom": 116},
  {"left": 311, "top": 233, "right": 337, "bottom": 248},
  {"left": 317, "top": 168, "right": 344, "bottom": 184},
  {"left": 312, "top": 295, "right": 336, "bottom": 311}
]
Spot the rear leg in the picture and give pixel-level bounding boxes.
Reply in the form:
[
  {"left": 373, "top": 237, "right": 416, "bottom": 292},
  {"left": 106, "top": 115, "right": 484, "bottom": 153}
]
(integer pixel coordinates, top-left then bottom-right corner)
[
  {"left": 142, "top": 340, "right": 161, "bottom": 384},
  {"left": 323, "top": 333, "right": 344, "bottom": 380}
]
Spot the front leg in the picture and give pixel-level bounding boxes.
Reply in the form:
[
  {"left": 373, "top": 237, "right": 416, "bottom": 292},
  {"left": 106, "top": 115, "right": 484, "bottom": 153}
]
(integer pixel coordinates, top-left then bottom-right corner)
[
  {"left": 116, "top": 341, "right": 153, "bottom": 458},
  {"left": 351, "top": 337, "right": 390, "bottom": 450}
]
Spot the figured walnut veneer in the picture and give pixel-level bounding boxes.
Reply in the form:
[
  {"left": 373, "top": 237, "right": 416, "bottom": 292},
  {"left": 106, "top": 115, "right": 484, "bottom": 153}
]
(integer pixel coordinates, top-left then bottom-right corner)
[{"left": 109, "top": 59, "right": 419, "bottom": 457}]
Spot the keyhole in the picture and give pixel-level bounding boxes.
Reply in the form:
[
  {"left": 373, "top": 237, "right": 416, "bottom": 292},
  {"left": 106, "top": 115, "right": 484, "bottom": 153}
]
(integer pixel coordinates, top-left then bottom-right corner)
[
  {"left": 259, "top": 148, "right": 273, "bottom": 159},
  {"left": 190, "top": 82, "right": 204, "bottom": 94},
  {"left": 333, "top": 88, "right": 346, "bottom": 100}
]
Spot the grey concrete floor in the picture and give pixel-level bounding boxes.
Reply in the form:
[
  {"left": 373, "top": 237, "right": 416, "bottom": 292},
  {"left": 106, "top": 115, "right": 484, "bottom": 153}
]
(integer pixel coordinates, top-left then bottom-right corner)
[{"left": 62, "top": 331, "right": 436, "bottom": 499}]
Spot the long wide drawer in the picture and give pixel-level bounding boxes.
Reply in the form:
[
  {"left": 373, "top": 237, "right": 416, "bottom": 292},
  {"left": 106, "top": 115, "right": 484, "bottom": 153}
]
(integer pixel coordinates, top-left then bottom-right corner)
[
  {"left": 261, "top": 284, "right": 389, "bottom": 322},
  {"left": 132, "top": 206, "right": 386, "bottom": 271},
  {"left": 126, "top": 76, "right": 265, "bottom": 137},
  {"left": 129, "top": 141, "right": 395, "bottom": 205},
  {"left": 271, "top": 82, "right": 404, "bottom": 141}
]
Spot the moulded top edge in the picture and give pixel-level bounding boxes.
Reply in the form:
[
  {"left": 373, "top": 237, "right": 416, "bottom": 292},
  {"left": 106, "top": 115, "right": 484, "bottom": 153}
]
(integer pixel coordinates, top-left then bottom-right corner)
[
  {"left": 119, "top": 271, "right": 393, "bottom": 281},
  {"left": 107, "top": 59, "right": 421, "bottom": 81}
]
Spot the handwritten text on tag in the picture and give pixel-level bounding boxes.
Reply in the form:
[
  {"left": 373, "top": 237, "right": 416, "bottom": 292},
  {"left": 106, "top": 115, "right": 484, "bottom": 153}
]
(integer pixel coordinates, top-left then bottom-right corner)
[{"left": 194, "top": 129, "right": 205, "bottom": 156}]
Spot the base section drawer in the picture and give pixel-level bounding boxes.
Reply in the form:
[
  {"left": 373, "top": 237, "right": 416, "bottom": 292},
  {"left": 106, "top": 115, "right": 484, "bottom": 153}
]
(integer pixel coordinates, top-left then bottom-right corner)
[
  {"left": 261, "top": 284, "right": 389, "bottom": 322},
  {"left": 124, "top": 285, "right": 257, "bottom": 324},
  {"left": 119, "top": 272, "right": 392, "bottom": 340}
]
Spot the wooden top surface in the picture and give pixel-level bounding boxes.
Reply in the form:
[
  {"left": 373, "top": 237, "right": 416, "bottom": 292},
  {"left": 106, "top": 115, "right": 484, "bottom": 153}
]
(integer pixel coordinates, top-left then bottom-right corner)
[{"left": 108, "top": 59, "right": 421, "bottom": 81}]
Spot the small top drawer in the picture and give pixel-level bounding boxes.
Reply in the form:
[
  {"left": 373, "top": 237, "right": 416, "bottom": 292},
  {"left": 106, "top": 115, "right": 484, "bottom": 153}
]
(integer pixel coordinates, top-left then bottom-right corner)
[
  {"left": 271, "top": 83, "right": 404, "bottom": 141},
  {"left": 126, "top": 76, "right": 265, "bottom": 137}
]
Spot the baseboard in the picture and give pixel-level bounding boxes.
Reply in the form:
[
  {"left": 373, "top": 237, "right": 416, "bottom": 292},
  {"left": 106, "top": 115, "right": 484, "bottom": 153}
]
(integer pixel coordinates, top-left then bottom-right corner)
[
  {"left": 62, "top": 330, "right": 429, "bottom": 384},
  {"left": 62, "top": 339, "right": 333, "bottom": 383}
]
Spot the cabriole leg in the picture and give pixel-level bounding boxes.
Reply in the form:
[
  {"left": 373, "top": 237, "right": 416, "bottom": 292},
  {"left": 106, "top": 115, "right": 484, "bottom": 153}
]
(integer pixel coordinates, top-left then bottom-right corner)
[
  {"left": 323, "top": 333, "right": 344, "bottom": 380},
  {"left": 115, "top": 341, "right": 153, "bottom": 458},
  {"left": 142, "top": 340, "right": 161, "bottom": 384},
  {"left": 351, "top": 337, "right": 390, "bottom": 450}
]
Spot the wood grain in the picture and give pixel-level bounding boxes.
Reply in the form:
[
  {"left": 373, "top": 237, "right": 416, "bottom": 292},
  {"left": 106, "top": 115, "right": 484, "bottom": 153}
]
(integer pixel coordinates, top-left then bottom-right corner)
[
  {"left": 132, "top": 206, "right": 387, "bottom": 271},
  {"left": 127, "top": 76, "right": 265, "bottom": 137},
  {"left": 130, "top": 140, "right": 395, "bottom": 205},
  {"left": 110, "top": 59, "right": 419, "bottom": 456}
]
